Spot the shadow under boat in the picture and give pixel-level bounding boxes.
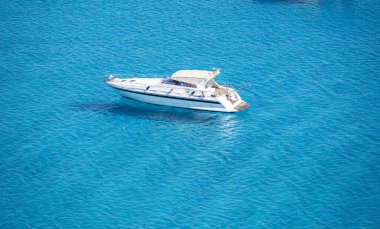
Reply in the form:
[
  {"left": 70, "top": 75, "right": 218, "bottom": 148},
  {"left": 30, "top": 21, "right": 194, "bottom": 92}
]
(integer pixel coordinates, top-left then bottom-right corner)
[{"left": 72, "top": 98, "right": 238, "bottom": 125}]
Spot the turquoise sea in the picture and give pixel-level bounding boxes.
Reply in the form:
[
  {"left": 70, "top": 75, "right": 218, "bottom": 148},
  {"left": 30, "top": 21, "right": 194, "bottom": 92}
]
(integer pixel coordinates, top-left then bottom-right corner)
[{"left": 1, "top": 0, "right": 379, "bottom": 228}]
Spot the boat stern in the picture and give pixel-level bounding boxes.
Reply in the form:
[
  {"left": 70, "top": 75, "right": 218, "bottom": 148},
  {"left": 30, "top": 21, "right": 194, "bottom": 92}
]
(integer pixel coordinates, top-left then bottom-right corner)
[
  {"left": 216, "top": 89, "right": 249, "bottom": 112},
  {"left": 234, "top": 101, "right": 249, "bottom": 111}
]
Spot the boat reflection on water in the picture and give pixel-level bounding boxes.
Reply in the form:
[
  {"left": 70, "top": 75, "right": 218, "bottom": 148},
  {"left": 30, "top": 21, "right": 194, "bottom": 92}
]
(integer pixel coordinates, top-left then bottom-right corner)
[
  {"left": 72, "top": 99, "right": 242, "bottom": 159},
  {"left": 72, "top": 99, "right": 240, "bottom": 128}
]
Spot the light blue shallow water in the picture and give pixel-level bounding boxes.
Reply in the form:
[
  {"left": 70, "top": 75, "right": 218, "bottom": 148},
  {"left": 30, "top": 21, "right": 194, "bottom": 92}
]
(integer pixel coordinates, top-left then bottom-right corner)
[{"left": 1, "top": 0, "right": 379, "bottom": 228}]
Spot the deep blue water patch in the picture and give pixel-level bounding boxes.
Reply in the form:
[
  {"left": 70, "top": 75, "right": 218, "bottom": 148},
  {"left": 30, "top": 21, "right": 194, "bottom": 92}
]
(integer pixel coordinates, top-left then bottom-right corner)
[{"left": 0, "top": 0, "right": 379, "bottom": 227}]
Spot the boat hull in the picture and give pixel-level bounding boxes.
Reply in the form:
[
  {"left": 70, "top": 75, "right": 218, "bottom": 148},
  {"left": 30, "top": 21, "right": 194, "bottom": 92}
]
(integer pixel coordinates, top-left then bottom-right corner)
[{"left": 112, "top": 87, "right": 237, "bottom": 112}]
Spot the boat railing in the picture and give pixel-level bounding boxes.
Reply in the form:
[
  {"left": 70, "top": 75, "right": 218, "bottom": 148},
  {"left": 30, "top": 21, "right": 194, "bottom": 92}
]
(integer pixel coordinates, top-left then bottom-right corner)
[
  {"left": 111, "top": 73, "right": 231, "bottom": 91},
  {"left": 115, "top": 80, "right": 213, "bottom": 96},
  {"left": 217, "top": 82, "right": 251, "bottom": 91},
  {"left": 217, "top": 81, "right": 235, "bottom": 90}
]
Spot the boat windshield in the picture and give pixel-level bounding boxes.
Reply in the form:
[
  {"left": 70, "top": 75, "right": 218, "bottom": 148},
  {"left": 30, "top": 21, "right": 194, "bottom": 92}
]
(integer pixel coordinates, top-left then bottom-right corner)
[{"left": 161, "top": 76, "right": 196, "bottom": 88}]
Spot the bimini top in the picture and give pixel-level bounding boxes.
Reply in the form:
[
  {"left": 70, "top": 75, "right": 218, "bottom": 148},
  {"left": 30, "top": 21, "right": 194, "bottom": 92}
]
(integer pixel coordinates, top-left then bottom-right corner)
[{"left": 171, "top": 69, "right": 220, "bottom": 85}]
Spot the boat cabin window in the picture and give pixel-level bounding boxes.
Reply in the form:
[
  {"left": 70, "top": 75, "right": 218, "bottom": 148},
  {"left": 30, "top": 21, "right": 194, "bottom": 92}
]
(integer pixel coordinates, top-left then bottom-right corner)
[{"left": 161, "top": 76, "right": 197, "bottom": 88}]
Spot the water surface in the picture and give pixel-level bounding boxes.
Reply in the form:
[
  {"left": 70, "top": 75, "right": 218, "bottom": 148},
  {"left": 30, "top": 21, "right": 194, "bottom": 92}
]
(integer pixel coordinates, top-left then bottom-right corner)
[{"left": 0, "top": 0, "right": 379, "bottom": 227}]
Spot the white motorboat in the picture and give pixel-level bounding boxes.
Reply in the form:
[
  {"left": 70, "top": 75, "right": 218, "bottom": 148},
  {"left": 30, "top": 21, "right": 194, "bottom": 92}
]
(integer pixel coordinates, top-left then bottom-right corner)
[{"left": 105, "top": 68, "right": 249, "bottom": 112}]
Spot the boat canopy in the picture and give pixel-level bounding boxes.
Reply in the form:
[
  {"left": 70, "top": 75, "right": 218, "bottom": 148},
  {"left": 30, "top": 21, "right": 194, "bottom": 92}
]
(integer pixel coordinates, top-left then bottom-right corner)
[{"left": 171, "top": 69, "right": 220, "bottom": 85}]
